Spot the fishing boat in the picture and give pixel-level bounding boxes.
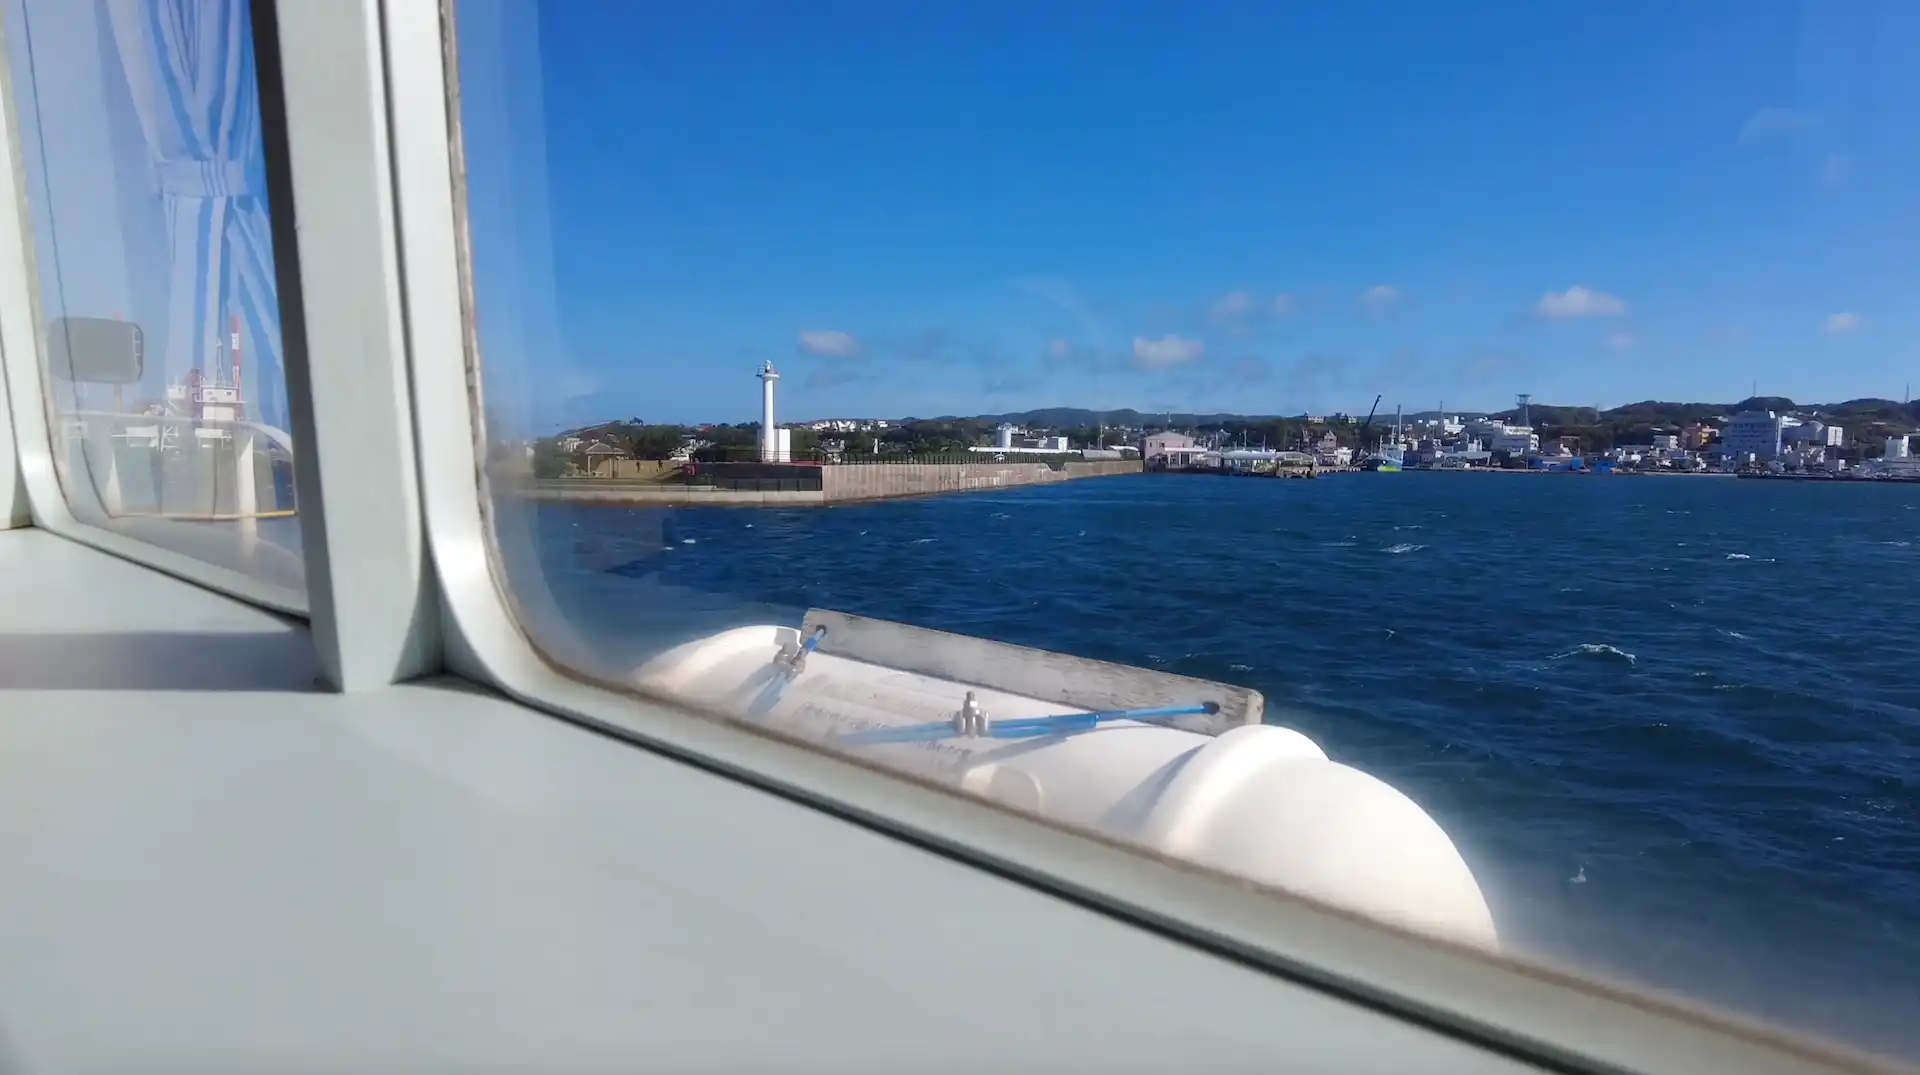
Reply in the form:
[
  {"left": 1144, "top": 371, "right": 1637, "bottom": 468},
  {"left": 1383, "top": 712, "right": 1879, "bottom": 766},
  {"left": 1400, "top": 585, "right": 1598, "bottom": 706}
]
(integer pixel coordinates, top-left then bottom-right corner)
[
  {"left": 1365, "top": 405, "right": 1407, "bottom": 472},
  {"left": 1361, "top": 407, "right": 1406, "bottom": 472}
]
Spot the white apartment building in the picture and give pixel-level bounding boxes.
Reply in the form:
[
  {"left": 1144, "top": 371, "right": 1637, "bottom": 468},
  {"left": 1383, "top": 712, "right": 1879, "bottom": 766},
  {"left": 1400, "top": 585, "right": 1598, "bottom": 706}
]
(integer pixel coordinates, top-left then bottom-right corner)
[
  {"left": 1723, "top": 410, "right": 1797, "bottom": 460},
  {"left": 1460, "top": 418, "right": 1537, "bottom": 455},
  {"left": 1784, "top": 420, "right": 1846, "bottom": 448},
  {"left": 1489, "top": 426, "right": 1539, "bottom": 455}
]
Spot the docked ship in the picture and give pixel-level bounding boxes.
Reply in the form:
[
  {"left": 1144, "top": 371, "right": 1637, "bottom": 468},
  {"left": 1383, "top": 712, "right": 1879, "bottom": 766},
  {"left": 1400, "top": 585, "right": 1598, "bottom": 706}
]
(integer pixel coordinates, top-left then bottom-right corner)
[{"left": 1360, "top": 405, "right": 1406, "bottom": 472}]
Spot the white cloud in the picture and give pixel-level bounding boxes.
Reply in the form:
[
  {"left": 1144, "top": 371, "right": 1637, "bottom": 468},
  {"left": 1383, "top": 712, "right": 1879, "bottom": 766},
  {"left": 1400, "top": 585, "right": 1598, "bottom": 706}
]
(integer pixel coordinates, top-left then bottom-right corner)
[
  {"left": 797, "top": 329, "right": 862, "bottom": 358},
  {"left": 1206, "top": 290, "right": 1297, "bottom": 331},
  {"left": 1207, "top": 290, "right": 1257, "bottom": 323},
  {"left": 1132, "top": 334, "right": 1206, "bottom": 370},
  {"left": 1824, "top": 312, "right": 1862, "bottom": 336},
  {"left": 1360, "top": 285, "right": 1400, "bottom": 313},
  {"left": 1739, "top": 108, "right": 1819, "bottom": 144},
  {"left": 1536, "top": 286, "right": 1626, "bottom": 319},
  {"left": 1046, "top": 338, "right": 1076, "bottom": 363},
  {"left": 1607, "top": 331, "right": 1638, "bottom": 351}
]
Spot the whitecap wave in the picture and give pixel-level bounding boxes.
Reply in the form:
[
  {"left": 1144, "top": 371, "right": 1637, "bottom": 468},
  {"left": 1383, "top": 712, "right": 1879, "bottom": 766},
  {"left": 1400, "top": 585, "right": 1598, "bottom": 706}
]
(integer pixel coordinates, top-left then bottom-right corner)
[
  {"left": 1726, "top": 552, "right": 1750, "bottom": 560},
  {"left": 912, "top": 537, "right": 937, "bottom": 544},
  {"left": 1382, "top": 543, "right": 1426, "bottom": 554},
  {"left": 1551, "top": 643, "right": 1637, "bottom": 665}
]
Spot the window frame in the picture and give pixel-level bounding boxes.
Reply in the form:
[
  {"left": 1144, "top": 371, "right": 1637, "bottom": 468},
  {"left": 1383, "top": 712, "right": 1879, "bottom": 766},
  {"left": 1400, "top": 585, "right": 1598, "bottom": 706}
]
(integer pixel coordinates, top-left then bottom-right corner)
[
  {"left": 250, "top": 0, "right": 440, "bottom": 689},
  {"left": 0, "top": 0, "right": 1885, "bottom": 1070},
  {"left": 0, "top": 297, "right": 23, "bottom": 528},
  {"left": 0, "top": 0, "right": 307, "bottom": 613},
  {"left": 373, "top": 4, "right": 1883, "bottom": 1074}
]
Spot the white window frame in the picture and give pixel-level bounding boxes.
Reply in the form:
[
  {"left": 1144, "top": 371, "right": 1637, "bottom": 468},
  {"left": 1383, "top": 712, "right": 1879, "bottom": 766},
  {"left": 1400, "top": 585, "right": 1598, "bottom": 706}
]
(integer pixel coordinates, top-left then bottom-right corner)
[
  {"left": 0, "top": 305, "right": 24, "bottom": 528},
  {"left": 370, "top": 5, "right": 1873, "bottom": 1073},
  {"left": 253, "top": 0, "right": 440, "bottom": 689},
  {"left": 0, "top": 5, "right": 306, "bottom": 613},
  {"left": 0, "top": 0, "right": 1878, "bottom": 1071}
]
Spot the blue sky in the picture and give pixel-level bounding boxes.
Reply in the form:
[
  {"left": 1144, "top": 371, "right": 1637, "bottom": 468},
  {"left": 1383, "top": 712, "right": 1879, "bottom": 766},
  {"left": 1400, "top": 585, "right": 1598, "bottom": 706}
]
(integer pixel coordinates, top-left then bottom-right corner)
[{"left": 456, "top": 0, "right": 1920, "bottom": 432}]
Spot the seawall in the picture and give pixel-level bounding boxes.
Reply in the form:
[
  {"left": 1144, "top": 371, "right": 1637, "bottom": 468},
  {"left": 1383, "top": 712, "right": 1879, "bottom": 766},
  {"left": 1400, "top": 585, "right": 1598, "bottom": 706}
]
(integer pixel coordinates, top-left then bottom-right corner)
[
  {"left": 520, "top": 482, "right": 825, "bottom": 506},
  {"left": 820, "top": 459, "right": 1139, "bottom": 502},
  {"left": 518, "top": 458, "right": 1140, "bottom": 507}
]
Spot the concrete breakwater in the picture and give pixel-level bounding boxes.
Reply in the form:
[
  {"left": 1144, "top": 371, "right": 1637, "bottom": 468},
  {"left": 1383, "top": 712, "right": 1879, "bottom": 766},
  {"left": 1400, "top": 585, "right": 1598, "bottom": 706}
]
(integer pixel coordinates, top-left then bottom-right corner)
[
  {"left": 822, "top": 458, "right": 1139, "bottom": 500},
  {"left": 518, "top": 458, "right": 1142, "bottom": 506}
]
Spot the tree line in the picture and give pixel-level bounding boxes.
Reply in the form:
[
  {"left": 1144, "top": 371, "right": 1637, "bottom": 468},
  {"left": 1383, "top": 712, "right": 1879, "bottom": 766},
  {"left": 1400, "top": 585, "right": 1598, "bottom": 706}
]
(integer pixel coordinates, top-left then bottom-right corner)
[{"left": 530, "top": 396, "right": 1920, "bottom": 476}]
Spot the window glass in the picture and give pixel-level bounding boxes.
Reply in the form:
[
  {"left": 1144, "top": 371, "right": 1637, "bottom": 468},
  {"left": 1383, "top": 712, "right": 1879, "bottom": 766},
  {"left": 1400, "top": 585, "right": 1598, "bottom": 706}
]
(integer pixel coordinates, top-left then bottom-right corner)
[
  {"left": 449, "top": 0, "right": 1920, "bottom": 1058},
  {"left": 2, "top": 0, "right": 302, "bottom": 596}
]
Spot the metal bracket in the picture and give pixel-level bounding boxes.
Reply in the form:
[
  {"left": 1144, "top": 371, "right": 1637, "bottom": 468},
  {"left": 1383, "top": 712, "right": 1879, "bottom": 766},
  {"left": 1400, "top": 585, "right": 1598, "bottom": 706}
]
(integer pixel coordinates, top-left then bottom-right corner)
[
  {"left": 948, "top": 691, "right": 992, "bottom": 738},
  {"left": 779, "top": 624, "right": 827, "bottom": 677}
]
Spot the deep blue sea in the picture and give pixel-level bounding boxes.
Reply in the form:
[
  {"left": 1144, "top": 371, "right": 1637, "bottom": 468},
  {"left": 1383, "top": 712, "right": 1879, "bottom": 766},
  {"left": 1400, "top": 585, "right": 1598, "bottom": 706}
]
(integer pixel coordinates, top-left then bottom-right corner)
[{"left": 506, "top": 473, "right": 1920, "bottom": 1057}]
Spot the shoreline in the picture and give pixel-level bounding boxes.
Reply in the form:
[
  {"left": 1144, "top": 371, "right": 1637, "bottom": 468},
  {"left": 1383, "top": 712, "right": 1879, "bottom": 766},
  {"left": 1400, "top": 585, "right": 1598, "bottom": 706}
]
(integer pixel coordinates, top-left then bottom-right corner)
[
  {"left": 1396, "top": 468, "right": 1736, "bottom": 477},
  {"left": 510, "top": 458, "right": 1143, "bottom": 507},
  {"left": 1735, "top": 471, "right": 1920, "bottom": 484}
]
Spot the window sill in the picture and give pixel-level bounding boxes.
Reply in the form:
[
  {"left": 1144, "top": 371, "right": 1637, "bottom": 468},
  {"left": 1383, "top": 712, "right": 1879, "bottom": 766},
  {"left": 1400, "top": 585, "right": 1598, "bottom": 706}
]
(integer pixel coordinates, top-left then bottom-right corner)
[{"left": 0, "top": 527, "right": 1541, "bottom": 1073}]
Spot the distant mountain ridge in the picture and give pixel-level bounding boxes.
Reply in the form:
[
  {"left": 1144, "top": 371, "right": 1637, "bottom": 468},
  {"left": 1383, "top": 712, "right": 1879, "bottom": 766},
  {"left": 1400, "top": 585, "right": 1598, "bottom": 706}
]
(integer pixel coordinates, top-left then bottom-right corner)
[
  {"left": 923, "top": 408, "right": 1288, "bottom": 428},
  {"left": 933, "top": 398, "right": 1920, "bottom": 429},
  {"left": 561, "top": 397, "right": 1919, "bottom": 437}
]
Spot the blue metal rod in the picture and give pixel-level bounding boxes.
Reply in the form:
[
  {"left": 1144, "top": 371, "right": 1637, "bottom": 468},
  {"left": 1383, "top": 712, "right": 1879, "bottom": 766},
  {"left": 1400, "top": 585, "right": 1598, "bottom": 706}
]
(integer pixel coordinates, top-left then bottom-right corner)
[
  {"left": 746, "top": 625, "right": 829, "bottom": 718},
  {"left": 795, "top": 625, "right": 826, "bottom": 660},
  {"left": 837, "top": 702, "right": 1219, "bottom": 746}
]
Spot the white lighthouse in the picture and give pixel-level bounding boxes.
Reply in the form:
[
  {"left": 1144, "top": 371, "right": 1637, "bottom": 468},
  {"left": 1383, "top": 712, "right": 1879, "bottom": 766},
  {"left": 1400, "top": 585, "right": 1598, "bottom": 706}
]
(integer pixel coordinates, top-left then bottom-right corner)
[{"left": 757, "top": 361, "right": 788, "bottom": 462}]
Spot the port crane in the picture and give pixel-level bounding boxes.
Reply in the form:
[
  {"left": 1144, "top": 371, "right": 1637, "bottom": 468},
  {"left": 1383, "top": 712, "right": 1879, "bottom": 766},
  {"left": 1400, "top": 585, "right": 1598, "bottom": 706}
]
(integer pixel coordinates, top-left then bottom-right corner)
[{"left": 1353, "top": 394, "right": 1382, "bottom": 466}]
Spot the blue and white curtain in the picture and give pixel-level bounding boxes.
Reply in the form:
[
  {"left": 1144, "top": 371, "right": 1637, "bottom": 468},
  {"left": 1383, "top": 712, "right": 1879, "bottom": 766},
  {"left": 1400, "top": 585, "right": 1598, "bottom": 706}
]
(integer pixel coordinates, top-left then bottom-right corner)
[{"left": 102, "top": 0, "right": 285, "bottom": 431}]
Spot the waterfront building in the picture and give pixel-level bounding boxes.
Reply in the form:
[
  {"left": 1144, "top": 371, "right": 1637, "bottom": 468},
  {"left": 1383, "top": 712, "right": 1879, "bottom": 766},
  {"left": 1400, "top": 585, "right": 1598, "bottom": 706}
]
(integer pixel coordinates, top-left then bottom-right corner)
[
  {"left": 1489, "top": 426, "right": 1538, "bottom": 455},
  {"left": 1142, "top": 431, "right": 1209, "bottom": 467},
  {"left": 1865, "top": 434, "right": 1920, "bottom": 478},
  {"left": 1785, "top": 420, "right": 1846, "bottom": 448},
  {"left": 1723, "top": 410, "right": 1793, "bottom": 461}
]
